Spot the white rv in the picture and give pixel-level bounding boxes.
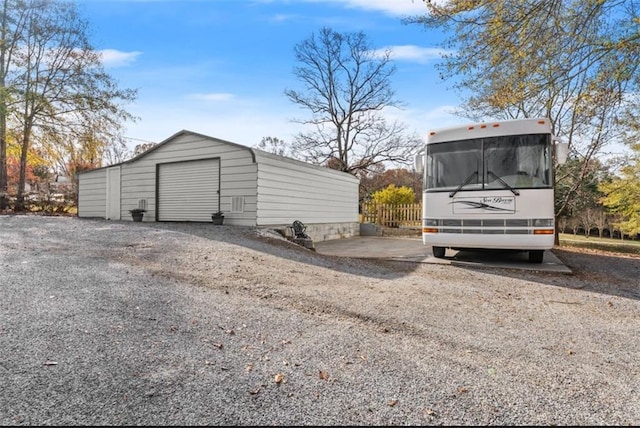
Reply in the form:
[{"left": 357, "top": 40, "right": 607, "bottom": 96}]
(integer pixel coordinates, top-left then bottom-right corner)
[{"left": 414, "top": 118, "right": 568, "bottom": 263}]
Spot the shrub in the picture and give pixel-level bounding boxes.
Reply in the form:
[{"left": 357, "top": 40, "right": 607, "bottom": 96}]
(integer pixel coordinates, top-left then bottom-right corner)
[{"left": 371, "top": 184, "right": 415, "bottom": 205}]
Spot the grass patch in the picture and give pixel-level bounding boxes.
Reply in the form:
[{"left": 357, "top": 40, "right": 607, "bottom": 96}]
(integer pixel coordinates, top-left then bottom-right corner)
[{"left": 559, "top": 233, "right": 640, "bottom": 256}]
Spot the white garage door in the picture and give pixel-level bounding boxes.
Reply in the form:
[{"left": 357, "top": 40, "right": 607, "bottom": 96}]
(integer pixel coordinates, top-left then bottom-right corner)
[{"left": 158, "top": 158, "right": 220, "bottom": 221}]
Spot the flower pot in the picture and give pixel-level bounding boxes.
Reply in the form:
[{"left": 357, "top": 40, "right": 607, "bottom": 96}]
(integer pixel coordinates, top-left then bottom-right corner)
[
  {"left": 211, "top": 215, "right": 224, "bottom": 225},
  {"left": 132, "top": 212, "right": 144, "bottom": 222}
]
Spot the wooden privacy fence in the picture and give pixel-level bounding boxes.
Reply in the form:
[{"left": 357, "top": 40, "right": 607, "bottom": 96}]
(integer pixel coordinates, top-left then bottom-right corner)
[{"left": 360, "top": 202, "right": 422, "bottom": 228}]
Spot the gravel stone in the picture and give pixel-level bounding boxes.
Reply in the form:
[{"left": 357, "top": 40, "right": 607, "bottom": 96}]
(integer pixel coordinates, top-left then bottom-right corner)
[{"left": 1, "top": 215, "right": 638, "bottom": 425}]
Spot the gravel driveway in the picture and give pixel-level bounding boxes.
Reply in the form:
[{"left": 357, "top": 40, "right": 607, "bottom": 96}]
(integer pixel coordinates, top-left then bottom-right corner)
[{"left": 1, "top": 215, "right": 639, "bottom": 425}]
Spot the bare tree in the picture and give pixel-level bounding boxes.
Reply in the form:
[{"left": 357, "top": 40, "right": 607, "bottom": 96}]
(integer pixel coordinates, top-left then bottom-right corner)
[
  {"left": 592, "top": 209, "right": 609, "bottom": 238},
  {"left": 568, "top": 217, "right": 580, "bottom": 236},
  {"left": 285, "top": 27, "right": 422, "bottom": 176},
  {"left": 254, "top": 136, "right": 292, "bottom": 158},
  {"left": 578, "top": 208, "right": 600, "bottom": 238},
  {"left": 557, "top": 216, "right": 568, "bottom": 234},
  {"left": 132, "top": 142, "right": 157, "bottom": 158}
]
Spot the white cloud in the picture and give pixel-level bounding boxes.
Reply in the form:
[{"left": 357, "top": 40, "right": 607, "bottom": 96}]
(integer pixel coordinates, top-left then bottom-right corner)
[
  {"left": 374, "top": 45, "right": 452, "bottom": 63},
  {"left": 309, "top": 0, "right": 428, "bottom": 16},
  {"left": 98, "top": 49, "right": 141, "bottom": 67},
  {"left": 422, "top": 104, "right": 462, "bottom": 122},
  {"left": 269, "top": 13, "right": 298, "bottom": 23},
  {"left": 381, "top": 104, "right": 463, "bottom": 135},
  {"left": 188, "top": 93, "right": 236, "bottom": 102}
]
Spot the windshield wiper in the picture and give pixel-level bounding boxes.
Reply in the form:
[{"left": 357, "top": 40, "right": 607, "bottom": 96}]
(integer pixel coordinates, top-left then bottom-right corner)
[
  {"left": 449, "top": 171, "right": 478, "bottom": 198},
  {"left": 487, "top": 170, "right": 520, "bottom": 196}
]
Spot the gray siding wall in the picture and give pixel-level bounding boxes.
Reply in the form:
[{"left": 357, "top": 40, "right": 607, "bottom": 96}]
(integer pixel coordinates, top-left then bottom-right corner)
[
  {"left": 120, "top": 134, "right": 258, "bottom": 225},
  {"left": 77, "top": 169, "right": 107, "bottom": 218},
  {"left": 254, "top": 151, "right": 359, "bottom": 226},
  {"left": 78, "top": 131, "right": 360, "bottom": 235}
]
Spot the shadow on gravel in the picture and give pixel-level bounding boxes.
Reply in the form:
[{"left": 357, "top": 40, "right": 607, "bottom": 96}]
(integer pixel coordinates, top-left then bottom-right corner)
[
  {"left": 144, "top": 222, "right": 640, "bottom": 300},
  {"left": 138, "top": 221, "right": 423, "bottom": 280},
  {"left": 63, "top": 219, "right": 640, "bottom": 295},
  {"left": 453, "top": 248, "right": 640, "bottom": 301}
]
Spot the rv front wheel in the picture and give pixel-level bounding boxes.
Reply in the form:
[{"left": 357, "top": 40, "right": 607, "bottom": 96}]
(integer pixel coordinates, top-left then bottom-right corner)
[{"left": 432, "top": 246, "right": 446, "bottom": 258}]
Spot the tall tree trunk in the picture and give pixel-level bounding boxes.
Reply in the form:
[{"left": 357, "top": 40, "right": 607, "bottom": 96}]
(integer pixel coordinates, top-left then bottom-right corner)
[
  {"left": 0, "top": 114, "right": 6, "bottom": 211},
  {"left": 0, "top": 0, "right": 9, "bottom": 210},
  {"left": 15, "top": 125, "right": 31, "bottom": 211}
]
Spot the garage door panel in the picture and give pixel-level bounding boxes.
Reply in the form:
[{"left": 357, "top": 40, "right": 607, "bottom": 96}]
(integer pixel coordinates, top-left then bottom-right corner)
[{"left": 158, "top": 159, "right": 220, "bottom": 221}]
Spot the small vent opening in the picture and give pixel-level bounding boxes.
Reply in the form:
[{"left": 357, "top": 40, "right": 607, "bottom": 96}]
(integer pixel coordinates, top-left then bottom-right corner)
[{"left": 231, "top": 196, "right": 244, "bottom": 213}]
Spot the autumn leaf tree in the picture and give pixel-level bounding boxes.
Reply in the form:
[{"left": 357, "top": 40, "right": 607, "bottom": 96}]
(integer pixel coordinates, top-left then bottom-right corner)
[
  {"left": 359, "top": 166, "right": 422, "bottom": 203},
  {"left": 41, "top": 119, "right": 133, "bottom": 178},
  {"left": 371, "top": 184, "right": 415, "bottom": 205},
  {"left": 285, "top": 27, "right": 423, "bottom": 177},
  {"left": 599, "top": 148, "right": 640, "bottom": 238},
  {"left": 0, "top": 0, "right": 137, "bottom": 210},
  {"left": 0, "top": 0, "right": 27, "bottom": 209},
  {"left": 407, "top": 0, "right": 640, "bottom": 239}
]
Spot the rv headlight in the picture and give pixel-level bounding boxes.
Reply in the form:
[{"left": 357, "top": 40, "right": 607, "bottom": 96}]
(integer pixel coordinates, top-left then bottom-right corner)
[{"left": 533, "top": 218, "right": 554, "bottom": 227}]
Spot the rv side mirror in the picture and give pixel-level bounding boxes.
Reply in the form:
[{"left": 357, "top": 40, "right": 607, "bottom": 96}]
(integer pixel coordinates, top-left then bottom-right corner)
[
  {"left": 414, "top": 150, "right": 425, "bottom": 173},
  {"left": 554, "top": 140, "right": 568, "bottom": 165}
]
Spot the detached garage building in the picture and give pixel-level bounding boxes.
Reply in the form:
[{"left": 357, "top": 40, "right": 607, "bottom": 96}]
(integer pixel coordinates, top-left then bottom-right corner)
[{"left": 77, "top": 130, "right": 360, "bottom": 242}]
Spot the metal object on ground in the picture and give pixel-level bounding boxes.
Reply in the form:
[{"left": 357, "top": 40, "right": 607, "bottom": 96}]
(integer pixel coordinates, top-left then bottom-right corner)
[{"left": 291, "top": 220, "right": 315, "bottom": 251}]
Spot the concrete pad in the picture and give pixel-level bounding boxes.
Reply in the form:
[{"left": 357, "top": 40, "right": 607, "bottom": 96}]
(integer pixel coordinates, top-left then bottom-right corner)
[{"left": 314, "top": 236, "right": 572, "bottom": 274}]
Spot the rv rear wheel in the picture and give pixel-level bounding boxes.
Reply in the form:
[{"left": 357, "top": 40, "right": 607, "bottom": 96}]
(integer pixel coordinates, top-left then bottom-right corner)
[{"left": 529, "top": 250, "right": 544, "bottom": 263}]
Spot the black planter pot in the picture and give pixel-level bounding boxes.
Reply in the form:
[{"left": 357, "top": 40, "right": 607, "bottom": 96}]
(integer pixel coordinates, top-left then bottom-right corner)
[
  {"left": 211, "top": 215, "right": 224, "bottom": 225},
  {"left": 131, "top": 212, "right": 144, "bottom": 222}
]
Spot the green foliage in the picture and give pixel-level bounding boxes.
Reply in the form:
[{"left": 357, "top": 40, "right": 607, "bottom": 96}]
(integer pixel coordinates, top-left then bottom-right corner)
[
  {"left": 371, "top": 184, "right": 415, "bottom": 205},
  {"left": 406, "top": 0, "right": 640, "bottom": 228},
  {"left": 598, "top": 154, "right": 640, "bottom": 237},
  {"left": 555, "top": 156, "right": 608, "bottom": 218},
  {"left": 359, "top": 166, "right": 422, "bottom": 203}
]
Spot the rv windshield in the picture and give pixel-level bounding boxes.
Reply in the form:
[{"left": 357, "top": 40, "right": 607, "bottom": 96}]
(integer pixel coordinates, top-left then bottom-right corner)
[{"left": 425, "top": 134, "right": 552, "bottom": 192}]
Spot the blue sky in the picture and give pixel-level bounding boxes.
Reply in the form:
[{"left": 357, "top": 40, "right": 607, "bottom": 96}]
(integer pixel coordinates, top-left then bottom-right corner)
[{"left": 76, "top": 0, "right": 464, "bottom": 152}]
